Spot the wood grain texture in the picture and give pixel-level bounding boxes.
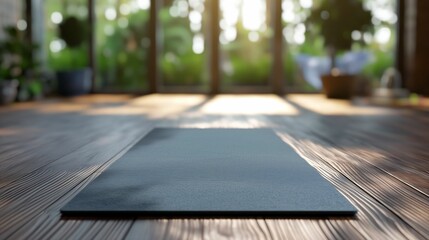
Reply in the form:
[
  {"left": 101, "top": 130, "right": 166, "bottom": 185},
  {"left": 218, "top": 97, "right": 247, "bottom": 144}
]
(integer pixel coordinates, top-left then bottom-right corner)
[{"left": 0, "top": 94, "right": 428, "bottom": 239}]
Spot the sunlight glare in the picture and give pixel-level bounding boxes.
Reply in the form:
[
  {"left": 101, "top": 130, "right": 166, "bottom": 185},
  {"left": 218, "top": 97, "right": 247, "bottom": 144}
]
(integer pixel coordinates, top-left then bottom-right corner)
[
  {"left": 224, "top": 28, "right": 237, "bottom": 42},
  {"left": 242, "top": 0, "right": 265, "bottom": 31},
  {"left": 375, "top": 27, "right": 391, "bottom": 44},
  {"left": 299, "top": 0, "right": 313, "bottom": 9},
  {"left": 282, "top": 0, "right": 296, "bottom": 23},
  {"left": 50, "top": 39, "right": 65, "bottom": 53},
  {"left": 192, "top": 34, "right": 205, "bottom": 54},
  {"left": 220, "top": 0, "right": 266, "bottom": 32},
  {"left": 220, "top": 0, "right": 240, "bottom": 26},
  {"left": 189, "top": 10, "right": 202, "bottom": 24},
  {"left": 351, "top": 30, "right": 362, "bottom": 41},
  {"left": 120, "top": 4, "right": 131, "bottom": 15},
  {"left": 137, "top": 0, "right": 150, "bottom": 10},
  {"left": 202, "top": 95, "right": 299, "bottom": 115},
  {"left": 51, "top": 12, "right": 63, "bottom": 24},
  {"left": 288, "top": 95, "right": 392, "bottom": 115},
  {"left": 248, "top": 31, "right": 260, "bottom": 42},
  {"left": 17, "top": 20, "right": 27, "bottom": 31},
  {"left": 105, "top": 8, "right": 117, "bottom": 21}
]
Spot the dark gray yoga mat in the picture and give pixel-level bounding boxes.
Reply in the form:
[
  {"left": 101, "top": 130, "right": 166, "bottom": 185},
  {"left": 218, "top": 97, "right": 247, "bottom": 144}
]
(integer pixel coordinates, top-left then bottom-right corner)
[{"left": 61, "top": 128, "right": 357, "bottom": 218}]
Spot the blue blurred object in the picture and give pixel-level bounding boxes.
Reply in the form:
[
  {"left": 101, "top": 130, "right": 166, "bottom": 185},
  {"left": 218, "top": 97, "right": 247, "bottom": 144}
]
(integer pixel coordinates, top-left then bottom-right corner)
[
  {"left": 57, "top": 68, "right": 92, "bottom": 96},
  {"left": 296, "top": 51, "right": 372, "bottom": 89}
]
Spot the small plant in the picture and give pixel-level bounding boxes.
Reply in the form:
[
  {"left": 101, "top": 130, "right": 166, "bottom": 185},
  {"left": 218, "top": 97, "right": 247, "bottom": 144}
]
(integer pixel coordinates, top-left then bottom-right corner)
[
  {"left": 306, "top": 0, "right": 373, "bottom": 72},
  {"left": 304, "top": 0, "right": 373, "bottom": 98},
  {"left": 54, "top": 16, "right": 88, "bottom": 70},
  {"left": 55, "top": 16, "right": 91, "bottom": 96},
  {"left": 59, "top": 16, "right": 87, "bottom": 48},
  {"left": 0, "top": 26, "right": 39, "bottom": 80},
  {"left": 0, "top": 26, "right": 42, "bottom": 102}
]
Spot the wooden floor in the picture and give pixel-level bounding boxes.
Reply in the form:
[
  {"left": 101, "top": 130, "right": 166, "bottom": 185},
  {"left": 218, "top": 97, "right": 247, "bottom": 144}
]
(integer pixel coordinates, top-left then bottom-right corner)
[{"left": 0, "top": 94, "right": 428, "bottom": 240}]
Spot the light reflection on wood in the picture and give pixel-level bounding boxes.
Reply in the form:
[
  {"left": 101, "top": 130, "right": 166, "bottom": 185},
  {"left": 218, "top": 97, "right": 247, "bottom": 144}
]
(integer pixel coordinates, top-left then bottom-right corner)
[
  {"left": 202, "top": 95, "right": 299, "bottom": 115},
  {"left": 84, "top": 94, "right": 207, "bottom": 118},
  {"left": 288, "top": 94, "right": 393, "bottom": 115}
]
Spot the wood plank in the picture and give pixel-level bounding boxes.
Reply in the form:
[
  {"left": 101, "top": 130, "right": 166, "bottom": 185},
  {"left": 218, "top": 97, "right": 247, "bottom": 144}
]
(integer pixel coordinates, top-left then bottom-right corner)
[
  {"left": 0, "top": 94, "right": 428, "bottom": 239},
  {"left": 0, "top": 95, "right": 204, "bottom": 238}
]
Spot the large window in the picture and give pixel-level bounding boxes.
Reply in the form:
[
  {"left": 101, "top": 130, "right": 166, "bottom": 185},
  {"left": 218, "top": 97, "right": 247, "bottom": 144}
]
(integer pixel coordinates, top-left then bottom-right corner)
[{"left": 40, "top": 0, "right": 398, "bottom": 94}]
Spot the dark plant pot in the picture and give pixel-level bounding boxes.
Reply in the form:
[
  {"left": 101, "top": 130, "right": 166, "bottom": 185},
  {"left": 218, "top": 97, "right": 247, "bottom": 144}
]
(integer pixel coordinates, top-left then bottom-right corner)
[
  {"left": 57, "top": 68, "right": 91, "bottom": 96},
  {"left": 0, "top": 80, "right": 19, "bottom": 105},
  {"left": 321, "top": 74, "right": 355, "bottom": 99}
]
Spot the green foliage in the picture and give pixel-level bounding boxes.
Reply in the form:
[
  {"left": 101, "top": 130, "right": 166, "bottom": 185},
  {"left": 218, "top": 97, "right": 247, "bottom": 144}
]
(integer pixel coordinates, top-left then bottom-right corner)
[
  {"left": 51, "top": 15, "right": 88, "bottom": 71},
  {"left": 306, "top": 0, "right": 372, "bottom": 52},
  {"left": 27, "top": 79, "right": 43, "bottom": 96},
  {"left": 161, "top": 52, "right": 205, "bottom": 86},
  {"left": 96, "top": 9, "right": 150, "bottom": 90},
  {"left": 297, "top": 36, "right": 326, "bottom": 56},
  {"left": 159, "top": 7, "right": 206, "bottom": 86},
  {"left": 0, "top": 25, "right": 43, "bottom": 101},
  {"left": 362, "top": 48, "right": 394, "bottom": 85},
  {"left": 59, "top": 17, "right": 87, "bottom": 48},
  {"left": 50, "top": 46, "right": 88, "bottom": 71},
  {"left": 222, "top": 21, "right": 273, "bottom": 86},
  {"left": 225, "top": 55, "right": 271, "bottom": 85},
  {"left": 0, "top": 26, "right": 39, "bottom": 80}
]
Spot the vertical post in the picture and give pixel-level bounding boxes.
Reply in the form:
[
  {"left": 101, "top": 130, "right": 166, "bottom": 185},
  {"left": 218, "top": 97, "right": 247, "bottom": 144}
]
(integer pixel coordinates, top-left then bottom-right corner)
[
  {"left": 25, "top": 0, "right": 33, "bottom": 58},
  {"left": 31, "top": 0, "right": 45, "bottom": 70},
  {"left": 403, "top": 0, "right": 417, "bottom": 92},
  {"left": 148, "top": 0, "right": 159, "bottom": 93},
  {"left": 88, "top": 0, "right": 96, "bottom": 93},
  {"left": 272, "top": 0, "right": 284, "bottom": 95},
  {"left": 209, "top": 0, "right": 220, "bottom": 94},
  {"left": 395, "top": 0, "right": 405, "bottom": 88}
]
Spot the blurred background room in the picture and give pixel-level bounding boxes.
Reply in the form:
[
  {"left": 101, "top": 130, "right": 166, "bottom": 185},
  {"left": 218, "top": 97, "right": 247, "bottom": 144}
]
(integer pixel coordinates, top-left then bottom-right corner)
[{"left": 0, "top": 0, "right": 427, "bottom": 102}]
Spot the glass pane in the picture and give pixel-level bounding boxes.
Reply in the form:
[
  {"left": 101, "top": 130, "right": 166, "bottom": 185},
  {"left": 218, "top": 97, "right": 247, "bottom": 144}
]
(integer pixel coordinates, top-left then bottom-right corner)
[
  {"left": 96, "top": 0, "right": 150, "bottom": 91},
  {"left": 159, "top": 0, "right": 208, "bottom": 88},
  {"left": 45, "top": 1, "right": 89, "bottom": 72},
  {"left": 282, "top": 0, "right": 320, "bottom": 92},
  {"left": 219, "top": 0, "right": 272, "bottom": 90},
  {"left": 282, "top": 0, "right": 396, "bottom": 93},
  {"left": 361, "top": 0, "right": 396, "bottom": 86}
]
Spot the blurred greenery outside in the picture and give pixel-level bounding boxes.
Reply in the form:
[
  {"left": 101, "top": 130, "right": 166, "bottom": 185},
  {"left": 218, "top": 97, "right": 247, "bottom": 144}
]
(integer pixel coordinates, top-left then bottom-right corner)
[
  {"left": 283, "top": 0, "right": 396, "bottom": 92},
  {"left": 95, "top": 1, "right": 150, "bottom": 91},
  {"left": 159, "top": 0, "right": 208, "bottom": 87},
  {"left": 44, "top": 0, "right": 396, "bottom": 92},
  {"left": 45, "top": 0, "right": 89, "bottom": 70}
]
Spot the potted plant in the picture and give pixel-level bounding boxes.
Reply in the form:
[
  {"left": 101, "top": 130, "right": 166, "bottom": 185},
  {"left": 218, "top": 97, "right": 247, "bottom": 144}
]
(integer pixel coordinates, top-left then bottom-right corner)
[
  {"left": 306, "top": 0, "right": 372, "bottom": 99},
  {"left": 0, "top": 31, "right": 17, "bottom": 105},
  {"left": 55, "top": 16, "right": 91, "bottom": 96},
  {"left": 0, "top": 26, "right": 41, "bottom": 105},
  {"left": 0, "top": 67, "right": 19, "bottom": 105}
]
